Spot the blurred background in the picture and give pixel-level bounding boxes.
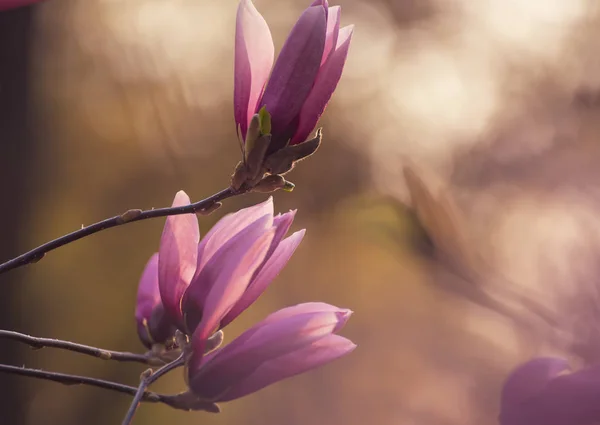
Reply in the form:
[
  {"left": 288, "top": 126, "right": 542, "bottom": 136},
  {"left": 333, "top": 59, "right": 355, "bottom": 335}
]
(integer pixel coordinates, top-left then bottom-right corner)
[{"left": 1, "top": 0, "right": 600, "bottom": 424}]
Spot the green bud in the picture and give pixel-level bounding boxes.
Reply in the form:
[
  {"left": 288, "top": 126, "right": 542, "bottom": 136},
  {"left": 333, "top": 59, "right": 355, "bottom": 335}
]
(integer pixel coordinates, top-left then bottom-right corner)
[
  {"left": 283, "top": 180, "right": 295, "bottom": 192},
  {"left": 258, "top": 106, "right": 272, "bottom": 135}
]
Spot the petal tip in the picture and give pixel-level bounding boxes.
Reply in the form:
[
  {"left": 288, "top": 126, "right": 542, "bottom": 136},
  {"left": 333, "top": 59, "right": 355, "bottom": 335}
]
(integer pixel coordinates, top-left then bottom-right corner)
[{"left": 173, "top": 190, "right": 192, "bottom": 207}]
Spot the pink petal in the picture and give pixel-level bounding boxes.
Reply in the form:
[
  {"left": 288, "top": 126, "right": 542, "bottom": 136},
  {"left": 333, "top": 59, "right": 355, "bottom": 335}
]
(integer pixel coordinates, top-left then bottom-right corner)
[
  {"left": 158, "top": 191, "right": 200, "bottom": 327},
  {"left": 290, "top": 25, "right": 353, "bottom": 144},
  {"left": 188, "top": 304, "right": 352, "bottom": 399},
  {"left": 220, "top": 334, "right": 356, "bottom": 401},
  {"left": 135, "top": 254, "right": 176, "bottom": 347},
  {"left": 234, "top": 0, "right": 275, "bottom": 141},
  {"left": 185, "top": 215, "right": 275, "bottom": 343},
  {"left": 261, "top": 302, "right": 352, "bottom": 330},
  {"left": 270, "top": 210, "right": 297, "bottom": 253},
  {"left": 135, "top": 253, "right": 161, "bottom": 323},
  {"left": 321, "top": 6, "right": 341, "bottom": 65},
  {"left": 196, "top": 197, "right": 274, "bottom": 271},
  {"left": 500, "top": 358, "right": 600, "bottom": 425},
  {"left": 135, "top": 253, "right": 161, "bottom": 346},
  {"left": 221, "top": 229, "right": 305, "bottom": 327},
  {"left": 259, "top": 5, "right": 326, "bottom": 141},
  {"left": 501, "top": 358, "right": 571, "bottom": 410}
]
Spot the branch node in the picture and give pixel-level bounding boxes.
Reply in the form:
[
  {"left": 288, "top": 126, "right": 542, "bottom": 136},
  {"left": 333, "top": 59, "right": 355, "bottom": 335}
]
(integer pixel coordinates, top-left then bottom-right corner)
[{"left": 117, "top": 209, "right": 143, "bottom": 224}]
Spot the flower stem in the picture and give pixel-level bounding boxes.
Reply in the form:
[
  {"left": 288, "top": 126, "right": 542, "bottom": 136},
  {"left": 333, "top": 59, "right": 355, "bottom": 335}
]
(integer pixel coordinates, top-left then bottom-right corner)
[
  {"left": 121, "top": 354, "right": 185, "bottom": 425},
  {"left": 0, "top": 186, "right": 242, "bottom": 275},
  {"left": 0, "top": 329, "right": 151, "bottom": 364}
]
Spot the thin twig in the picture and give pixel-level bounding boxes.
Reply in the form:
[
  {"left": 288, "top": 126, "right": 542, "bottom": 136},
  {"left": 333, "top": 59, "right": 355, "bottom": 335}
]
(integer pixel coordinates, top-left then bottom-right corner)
[
  {"left": 122, "top": 354, "right": 186, "bottom": 425},
  {"left": 0, "top": 363, "right": 162, "bottom": 402},
  {"left": 0, "top": 186, "right": 241, "bottom": 275},
  {"left": 0, "top": 329, "right": 150, "bottom": 364}
]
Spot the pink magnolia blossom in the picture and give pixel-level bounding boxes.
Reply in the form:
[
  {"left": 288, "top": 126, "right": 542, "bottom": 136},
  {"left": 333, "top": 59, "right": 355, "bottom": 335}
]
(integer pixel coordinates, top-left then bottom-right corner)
[
  {"left": 186, "top": 302, "right": 355, "bottom": 403},
  {"left": 500, "top": 357, "right": 600, "bottom": 425},
  {"left": 234, "top": 0, "right": 353, "bottom": 152},
  {"left": 134, "top": 191, "right": 304, "bottom": 348}
]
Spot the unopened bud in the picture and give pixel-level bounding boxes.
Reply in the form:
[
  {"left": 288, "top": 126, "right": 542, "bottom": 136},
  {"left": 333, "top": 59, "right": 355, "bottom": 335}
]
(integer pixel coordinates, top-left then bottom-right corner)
[
  {"left": 140, "top": 368, "right": 153, "bottom": 379},
  {"left": 257, "top": 106, "right": 272, "bottom": 135},
  {"left": 117, "top": 209, "right": 143, "bottom": 224},
  {"left": 244, "top": 114, "right": 261, "bottom": 162},
  {"left": 245, "top": 135, "right": 271, "bottom": 180},
  {"left": 264, "top": 129, "right": 322, "bottom": 175},
  {"left": 231, "top": 161, "right": 249, "bottom": 191}
]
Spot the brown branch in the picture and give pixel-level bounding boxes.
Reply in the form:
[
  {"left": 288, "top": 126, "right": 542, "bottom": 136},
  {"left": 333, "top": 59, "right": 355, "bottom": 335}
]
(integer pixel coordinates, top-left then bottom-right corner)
[
  {"left": 0, "top": 363, "right": 188, "bottom": 409},
  {"left": 122, "top": 354, "right": 185, "bottom": 424},
  {"left": 0, "top": 329, "right": 150, "bottom": 364},
  {"left": 0, "top": 363, "right": 161, "bottom": 402},
  {"left": 0, "top": 186, "right": 242, "bottom": 274}
]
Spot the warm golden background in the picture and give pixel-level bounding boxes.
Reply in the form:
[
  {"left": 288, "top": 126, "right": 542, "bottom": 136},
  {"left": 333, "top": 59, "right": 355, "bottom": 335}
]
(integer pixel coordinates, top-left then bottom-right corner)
[{"left": 1, "top": 0, "right": 600, "bottom": 424}]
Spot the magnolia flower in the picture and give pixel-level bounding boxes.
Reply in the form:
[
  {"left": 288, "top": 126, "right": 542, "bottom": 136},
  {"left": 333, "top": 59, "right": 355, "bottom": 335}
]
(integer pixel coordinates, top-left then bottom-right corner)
[
  {"left": 182, "top": 303, "right": 355, "bottom": 407},
  {"left": 500, "top": 357, "right": 600, "bottom": 425},
  {"left": 232, "top": 0, "right": 353, "bottom": 188},
  {"left": 0, "top": 0, "right": 43, "bottom": 11},
  {"left": 134, "top": 192, "right": 305, "bottom": 349},
  {"left": 135, "top": 254, "right": 176, "bottom": 348}
]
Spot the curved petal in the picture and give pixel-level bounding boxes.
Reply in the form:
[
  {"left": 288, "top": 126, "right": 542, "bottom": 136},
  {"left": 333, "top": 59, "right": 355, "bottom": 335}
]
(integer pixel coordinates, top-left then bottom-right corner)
[
  {"left": 135, "top": 253, "right": 161, "bottom": 346},
  {"left": 188, "top": 304, "right": 352, "bottom": 399},
  {"left": 290, "top": 25, "right": 353, "bottom": 144},
  {"left": 196, "top": 197, "right": 274, "bottom": 271},
  {"left": 158, "top": 191, "right": 200, "bottom": 327},
  {"left": 220, "top": 334, "right": 356, "bottom": 401},
  {"left": 270, "top": 210, "right": 297, "bottom": 255},
  {"left": 501, "top": 358, "right": 571, "bottom": 411},
  {"left": 321, "top": 6, "right": 341, "bottom": 65},
  {"left": 135, "top": 254, "right": 161, "bottom": 321},
  {"left": 499, "top": 357, "right": 600, "bottom": 425},
  {"left": 259, "top": 6, "right": 326, "bottom": 142},
  {"left": 185, "top": 215, "right": 275, "bottom": 342},
  {"left": 221, "top": 229, "right": 306, "bottom": 327},
  {"left": 200, "top": 303, "right": 351, "bottom": 369},
  {"left": 234, "top": 0, "right": 275, "bottom": 141}
]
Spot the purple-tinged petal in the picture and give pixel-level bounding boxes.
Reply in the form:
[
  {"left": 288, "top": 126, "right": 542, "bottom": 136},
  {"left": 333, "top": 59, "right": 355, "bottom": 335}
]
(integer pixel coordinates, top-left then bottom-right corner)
[
  {"left": 270, "top": 210, "right": 297, "bottom": 254},
  {"left": 135, "top": 254, "right": 176, "bottom": 347},
  {"left": 135, "top": 253, "right": 160, "bottom": 346},
  {"left": 310, "top": 0, "right": 328, "bottom": 7},
  {"left": 220, "top": 334, "right": 356, "bottom": 401},
  {"left": 196, "top": 197, "right": 274, "bottom": 271},
  {"left": 184, "top": 215, "right": 275, "bottom": 340},
  {"left": 205, "top": 303, "right": 351, "bottom": 366},
  {"left": 158, "top": 191, "right": 200, "bottom": 327},
  {"left": 136, "top": 254, "right": 161, "bottom": 322},
  {"left": 291, "top": 25, "right": 353, "bottom": 144},
  {"left": 500, "top": 357, "right": 600, "bottom": 425},
  {"left": 259, "top": 302, "right": 352, "bottom": 330},
  {"left": 321, "top": 6, "right": 341, "bottom": 65},
  {"left": 221, "top": 229, "right": 306, "bottom": 327},
  {"left": 501, "top": 358, "right": 570, "bottom": 411},
  {"left": 234, "top": 0, "right": 275, "bottom": 141},
  {"left": 188, "top": 303, "right": 352, "bottom": 399},
  {"left": 259, "top": 6, "right": 326, "bottom": 139}
]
